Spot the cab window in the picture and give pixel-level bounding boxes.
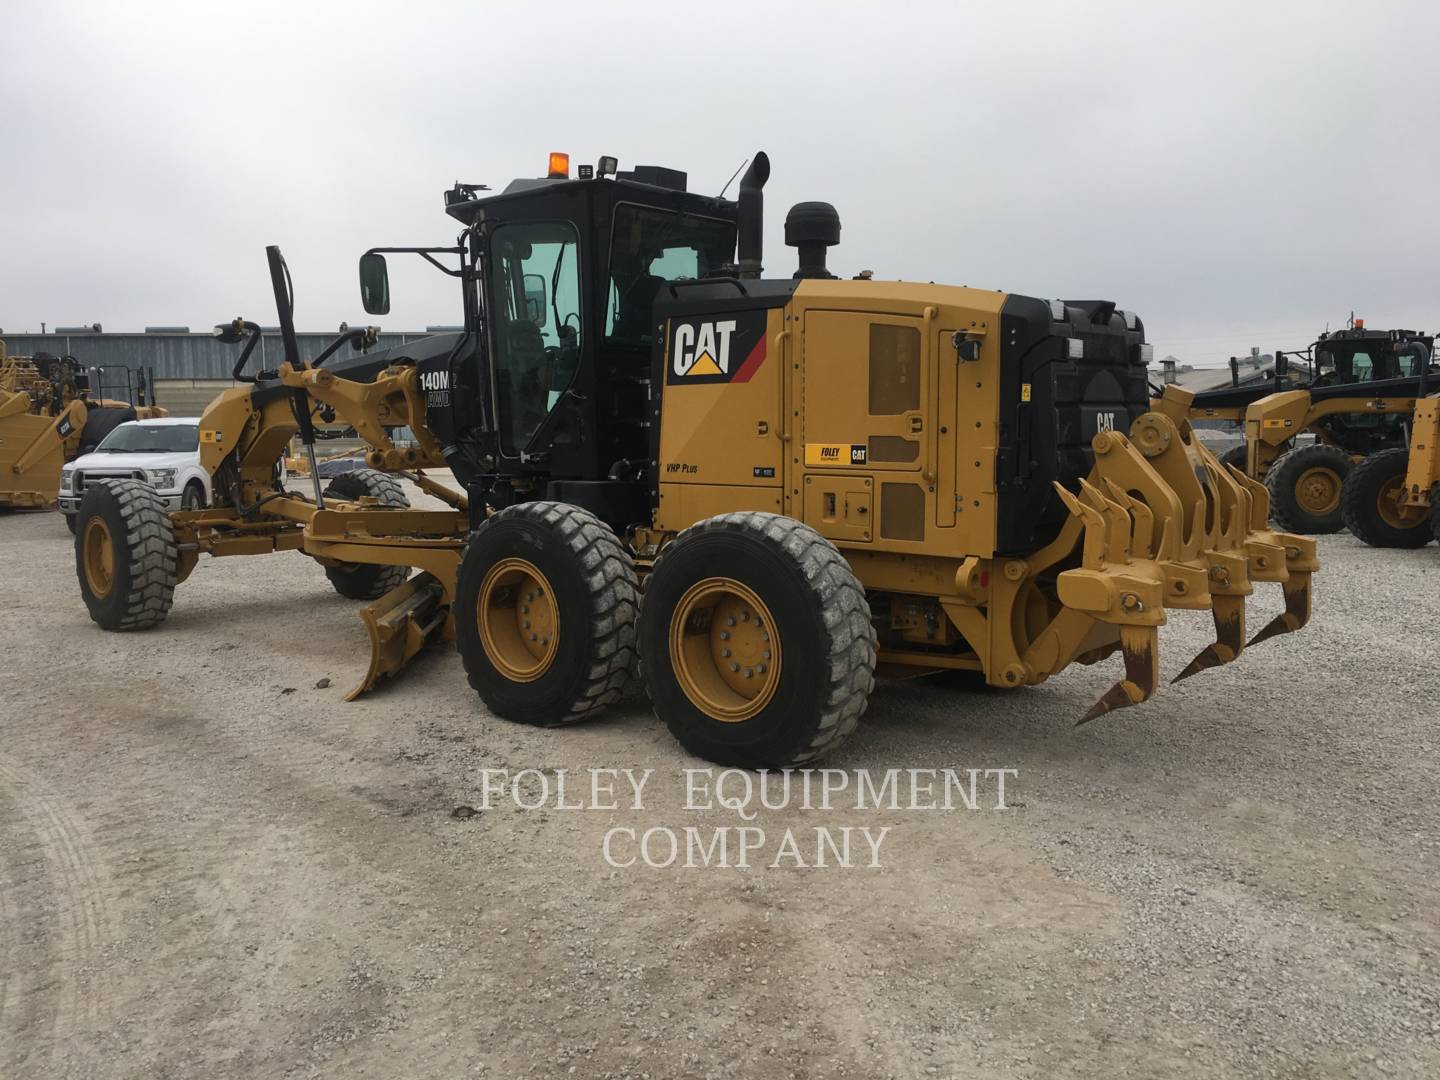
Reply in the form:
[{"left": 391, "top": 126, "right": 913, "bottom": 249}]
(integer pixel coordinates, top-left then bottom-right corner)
[
  {"left": 489, "top": 222, "right": 582, "bottom": 455},
  {"left": 606, "top": 205, "right": 736, "bottom": 344}
]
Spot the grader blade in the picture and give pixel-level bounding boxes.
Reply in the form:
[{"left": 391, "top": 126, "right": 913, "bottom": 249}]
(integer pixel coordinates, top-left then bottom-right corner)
[
  {"left": 346, "top": 571, "right": 450, "bottom": 701},
  {"left": 1248, "top": 571, "right": 1313, "bottom": 648},
  {"left": 1172, "top": 593, "right": 1246, "bottom": 683},
  {"left": 1077, "top": 626, "right": 1160, "bottom": 726}
]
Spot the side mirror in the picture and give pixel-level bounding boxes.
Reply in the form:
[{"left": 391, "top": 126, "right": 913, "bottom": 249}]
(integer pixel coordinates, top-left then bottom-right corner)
[
  {"left": 1274, "top": 351, "right": 1289, "bottom": 379},
  {"left": 523, "top": 273, "right": 548, "bottom": 326},
  {"left": 359, "top": 253, "right": 391, "bottom": 316}
]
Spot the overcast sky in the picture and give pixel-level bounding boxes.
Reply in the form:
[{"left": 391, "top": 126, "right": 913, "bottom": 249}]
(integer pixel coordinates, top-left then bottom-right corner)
[{"left": 3, "top": 0, "right": 1437, "bottom": 366}]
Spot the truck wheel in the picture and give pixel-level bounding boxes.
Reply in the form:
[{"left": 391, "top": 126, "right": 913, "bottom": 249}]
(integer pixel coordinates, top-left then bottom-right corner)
[
  {"left": 1340, "top": 448, "right": 1433, "bottom": 548},
  {"left": 320, "top": 469, "right": 411, "bottom": 599},
  {"left": 181, "top": 481, "right": 206, "bottom": 510},
  {"left": 1431, "top": 493, "right": 1440, "bottom": 545},
  {"left": 1266, "top": 443, "right": 1352, "bottom": 534},
  {"left": 75, "top": 480, "right": 178, "bottom": 630},
  {"left": 65, "top": 513, "right": 78, "bottom": 535},
  {"left": 639, "top": 513, "right": 876, "bottom": 768},
  {"left": 455, "top": 501, "right": 639, "bottom": 725},
  {"left": 1218, "top": 444, "right": 1248, "bottom": 474}
]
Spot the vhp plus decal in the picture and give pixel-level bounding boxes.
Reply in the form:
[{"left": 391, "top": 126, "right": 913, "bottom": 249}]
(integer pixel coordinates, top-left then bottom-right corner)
[{"left": 666, "top": 310, "right": 768, "bottom": 385}]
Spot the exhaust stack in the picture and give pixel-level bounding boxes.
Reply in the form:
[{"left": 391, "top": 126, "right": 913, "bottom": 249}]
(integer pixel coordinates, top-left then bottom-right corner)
[{"left": 735, "top": 152, "right": 770, "bottom": 279}]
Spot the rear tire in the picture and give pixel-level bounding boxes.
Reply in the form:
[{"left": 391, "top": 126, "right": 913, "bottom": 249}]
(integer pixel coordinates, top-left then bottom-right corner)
[
  {"left": 320, "top": 469, "right": 411, "bottom": 599},
  {"left": 455, "top": 501, "right": 639, "bottom": 725},
  {"left": 1266, "top": 443, "right": 1352, "bottom": 534},
  {"left": 639, "top": 513, "right": 876, "bottom": 768},
  {"left": 1340, "top": 448, "right": 1432, "bottom": 548},
  {"left": 1218, "top": 444, "right": 1248, "bottom": 474},
  {"left": 75, "top": 480, "right": 177, "bottom": 630}
]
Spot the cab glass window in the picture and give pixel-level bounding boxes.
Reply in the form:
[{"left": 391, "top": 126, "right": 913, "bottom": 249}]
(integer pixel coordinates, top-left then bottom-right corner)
[
  {"left": 606, "top": 205, "right": 736, "bottom": 343},
  {"left": 489, "top": 222, "right": 581, "bottom": 455}
]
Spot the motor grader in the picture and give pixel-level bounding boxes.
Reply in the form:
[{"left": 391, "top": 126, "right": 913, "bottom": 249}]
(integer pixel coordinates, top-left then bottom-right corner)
[
  {"left": 1, "top": 340, "right": 166, "bottom": 509},
  {"left": 1188, "top": 324, "right": 1434, "bottom": 534},
  {"left": 1335, "top": 340, "right": 1439, "bottom": 549},
  {"left": 72, "top": 151, "right": 1319, "bottom": 766}
]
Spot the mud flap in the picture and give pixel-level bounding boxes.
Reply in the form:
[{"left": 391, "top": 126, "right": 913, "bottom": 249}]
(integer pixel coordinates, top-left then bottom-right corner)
[{"left": 346, "top": 571, "right": 450, "bottom": 700}]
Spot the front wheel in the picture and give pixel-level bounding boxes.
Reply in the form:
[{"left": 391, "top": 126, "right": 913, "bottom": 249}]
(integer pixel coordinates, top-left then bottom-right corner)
[
  {"left": 454, "top": 501, "right": 639, "bottom": 725},
  {"left": 639, "top": 513, "right": 876, "bottom": 768},
  {"left": 75, "top": 480, "right": 178, "bottom": 630},
  {"left": 1340, "top": 448, "right": 1433, "bottom": 548},
  {"left": 320, "top": 469, "right": 411, "bottom": 599},
  {"left": 1266, "top": 443, "right": 1353, "bottom": 534}
]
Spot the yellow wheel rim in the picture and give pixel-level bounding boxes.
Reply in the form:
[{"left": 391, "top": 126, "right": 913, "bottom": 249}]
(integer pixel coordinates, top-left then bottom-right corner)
[
  {"left": 670, "top": 578, "right": 781, "bottom": 723},
  {"left": 1294, "top": 466, "right": 1342, "bottom": 516},
  {"left": 478, "top": 558, "right": 559, "bottom": 682},
  {"left": 1376, "top": 475, "right": 1426, "bottom": 529},
  {"left": 83, "top": 518, "right": 115, "bottom": 598}
]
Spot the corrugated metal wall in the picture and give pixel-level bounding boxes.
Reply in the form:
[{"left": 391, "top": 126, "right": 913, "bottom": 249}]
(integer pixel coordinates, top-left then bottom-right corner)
[{"left": 0, "top": 330, "right": 430, "bottom": 380}]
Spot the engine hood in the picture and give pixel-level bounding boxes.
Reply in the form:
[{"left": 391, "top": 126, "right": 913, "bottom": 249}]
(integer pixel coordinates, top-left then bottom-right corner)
[{"left": 66, "top": 449, "right": 194, "bottom": 472}]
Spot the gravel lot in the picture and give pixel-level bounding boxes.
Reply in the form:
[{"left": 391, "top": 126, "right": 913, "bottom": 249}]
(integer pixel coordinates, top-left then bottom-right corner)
[{"left": 3, "top": 485, "right": 1439, "bottom": 1080}]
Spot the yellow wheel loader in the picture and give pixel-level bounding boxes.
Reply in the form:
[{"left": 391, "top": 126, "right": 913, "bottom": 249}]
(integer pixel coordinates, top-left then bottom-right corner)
[
  {"left": 72, "top": 152, "right": 1318, "bottom": 766},
  {"left": 1, "top": 341, "right": 166, "bottom": 510},
  {"left": 1187, "top": 325, "right": 1434, "bottom": 534}
]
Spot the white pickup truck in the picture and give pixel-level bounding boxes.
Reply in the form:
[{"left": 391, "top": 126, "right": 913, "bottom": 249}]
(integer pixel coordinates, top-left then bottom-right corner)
[{"left": 58, "top": 417, "right": 210, "bottom": 531}]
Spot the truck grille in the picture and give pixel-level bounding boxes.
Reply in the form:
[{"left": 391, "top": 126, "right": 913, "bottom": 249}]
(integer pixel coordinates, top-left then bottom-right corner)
[{"left": 74, "top": 469, "right": 146, "bottom": 494}]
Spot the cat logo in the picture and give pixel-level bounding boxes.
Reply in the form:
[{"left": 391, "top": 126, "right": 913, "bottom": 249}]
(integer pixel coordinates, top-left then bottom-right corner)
[
  {"left": 672, "top": 320, "right": 737, "bottom": 378},
  {"left": 664, "top": 311, "right": 769, "bottom": 386}
]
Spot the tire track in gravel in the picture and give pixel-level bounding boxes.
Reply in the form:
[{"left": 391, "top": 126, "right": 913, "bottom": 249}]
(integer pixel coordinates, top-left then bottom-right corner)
[{"left": 0, "top": 755, "right": 117, "bottom": 1079}]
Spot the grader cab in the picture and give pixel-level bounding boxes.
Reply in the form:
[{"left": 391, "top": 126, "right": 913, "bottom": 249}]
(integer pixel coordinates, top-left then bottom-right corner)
[{"left": 72, "top": 151, "right": 1319, "bottom": 766}]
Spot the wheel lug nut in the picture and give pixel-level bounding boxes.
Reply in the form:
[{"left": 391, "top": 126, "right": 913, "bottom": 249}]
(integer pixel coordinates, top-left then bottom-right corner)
[
  {"left": 523, "top": 620, "right": 531, "bottom": 629},
  {"left": 530, "top": 633, "right": 538, "bottom": 641},
  {"left": 762, "top": 651, "right": 771, "bottom": 661},
  {"left": 521, "top": 605, "right": 529, "bottom": 614},
  {"left": 719, "top": 630, "right": 730, "bottom": 640},
  {"left": 755, "top": 664, "right": 766, "bottom": 674},
  {"left": 721, "top": 648, "right": 731, "bottom": 658},
  {"left": 761, "top": 634, "right": 769, "bottom": 643},
  {"left": 726, "top": 617, "right": 736, "bottom": 627},
  {"left": 729, "top": 662, "right": 739, "bottom": 672},
  {"left": 744, "top": 668, "right": 754, "bottom": 678},
  {"left": 740, "top": 611, "right": 750, "bottom": 622}
]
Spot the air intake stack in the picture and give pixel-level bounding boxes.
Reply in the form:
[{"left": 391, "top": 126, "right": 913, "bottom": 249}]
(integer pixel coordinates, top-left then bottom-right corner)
[{"left": 785, "top": 202, "right": 841, "bottom": 279}]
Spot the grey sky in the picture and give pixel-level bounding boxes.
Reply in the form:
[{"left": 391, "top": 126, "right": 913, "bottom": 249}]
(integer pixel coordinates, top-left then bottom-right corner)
[{"left": 3, "top": 0, "right": 1437, "bottom": 367}]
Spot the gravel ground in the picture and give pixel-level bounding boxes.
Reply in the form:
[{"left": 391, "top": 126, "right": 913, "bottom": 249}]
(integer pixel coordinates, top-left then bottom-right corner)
[{"left": 3, "top": 484, "right": 1439, "bottom": 1080}]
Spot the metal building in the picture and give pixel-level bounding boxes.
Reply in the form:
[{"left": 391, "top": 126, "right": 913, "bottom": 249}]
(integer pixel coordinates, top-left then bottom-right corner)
[{"left": 0, "top": 327, "right": 433, "bottom": 416}]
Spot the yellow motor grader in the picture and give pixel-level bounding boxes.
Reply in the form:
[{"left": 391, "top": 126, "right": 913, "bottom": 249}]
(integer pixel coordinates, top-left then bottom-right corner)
[
  {"left": 1187, "top": 325, "right": 1434, "bottom": 534},
  {"left": 72, "top": 152, "right": 1318, "bottom": 766},
  {"left": 1, "top": 340, "right": 166, "bottom": 509}
]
